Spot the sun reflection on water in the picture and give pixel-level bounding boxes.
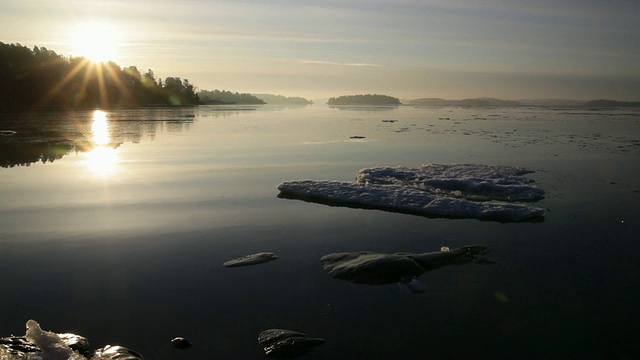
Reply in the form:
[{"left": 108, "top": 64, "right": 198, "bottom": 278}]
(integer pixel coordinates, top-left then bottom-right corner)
[
  {"left": 91, "top": 110, "right": 110, "bottom": 145},
  {"left": 84, "top": 110, "right": 120, "bottom": 176}
]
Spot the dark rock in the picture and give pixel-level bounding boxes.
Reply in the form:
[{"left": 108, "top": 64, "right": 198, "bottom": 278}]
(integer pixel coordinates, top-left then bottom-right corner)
[
  {"left": 258, "top": 329, "right": 324, "bottom": 359},
  {"left": 320, "top": 245, "right": 490, "bottom": 290},
  {"left": 92, "top": 345, "right": 144, "bottom": 359},
  {"left": 58, "top": 333, "right": 91, "bottom": 356},
  {"left": 171, "top": 337, "right": 192, "bottom": 349}
]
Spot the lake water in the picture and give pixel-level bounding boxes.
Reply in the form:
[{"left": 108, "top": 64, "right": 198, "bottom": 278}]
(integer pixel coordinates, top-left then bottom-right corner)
[{"left": 1, "top": 105, "right": 639, "bottom": 359}]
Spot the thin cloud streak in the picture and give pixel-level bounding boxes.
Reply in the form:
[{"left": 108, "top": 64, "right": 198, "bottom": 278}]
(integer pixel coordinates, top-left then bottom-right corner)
[{"left": 301, "top": 60, "right": 386, "bottom": 68}]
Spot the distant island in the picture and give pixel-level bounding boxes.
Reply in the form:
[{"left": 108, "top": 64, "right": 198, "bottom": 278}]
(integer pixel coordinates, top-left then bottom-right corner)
[
  {"left": 198, "top": 90, "right": 265, "bottom": 105},
  {"left": 253, "top": 94, "right": 313, "bottom": 105},
  {"left": 328, "top": 94, "right": 401, "bottom": 106},
  {"left": 0, "top": 42, "right": 199, "bottom": 111},
  {"left": 327, "top": 94, "right": 402, "bottom": 106}
]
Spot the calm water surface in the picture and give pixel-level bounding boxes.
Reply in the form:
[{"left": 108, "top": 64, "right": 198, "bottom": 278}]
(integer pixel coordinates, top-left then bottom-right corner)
[{"left": 1, "top": 105, "right": 639, "bottom": 359}]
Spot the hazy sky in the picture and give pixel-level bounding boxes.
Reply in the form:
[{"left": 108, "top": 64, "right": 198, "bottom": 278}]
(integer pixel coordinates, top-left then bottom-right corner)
[{"left": 2, "top": 0, "right": 639, "bottom": 100}]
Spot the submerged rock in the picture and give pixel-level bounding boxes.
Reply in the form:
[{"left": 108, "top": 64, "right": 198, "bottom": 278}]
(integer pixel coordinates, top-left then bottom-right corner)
[
  {"left": 320, "top": 245, "right": 490, "bottom": 291},
  {"left": 223, "top": 252, "right": 279, "bottom": 267},
  {"left": 171, "top": 337, "right": 192, "bottom": 349},
  {"left": 258, "top": 329, "right": 324, "bottom": 359}
]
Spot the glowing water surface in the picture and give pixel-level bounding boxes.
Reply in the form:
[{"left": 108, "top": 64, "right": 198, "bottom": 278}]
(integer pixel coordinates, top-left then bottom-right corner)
[{"left": 0, "top": 105, "right": 638, "bottom": 359}]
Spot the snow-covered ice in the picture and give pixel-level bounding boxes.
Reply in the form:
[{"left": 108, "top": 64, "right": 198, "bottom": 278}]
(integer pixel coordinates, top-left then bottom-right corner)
[
  {"left": 277, "top": 164, "right": 545, "bottom": 221},
  {"left": 355, "top": 164, "right": 544, "bottom": 202}
]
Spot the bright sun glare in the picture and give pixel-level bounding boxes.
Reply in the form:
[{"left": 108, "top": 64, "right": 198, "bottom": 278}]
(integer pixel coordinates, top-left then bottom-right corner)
[
  {"left": 85, "top": 110, "right": 120, "bottom": 176},
  {"left": 71, "top": 22, "right": 120, "bottom": 62}
]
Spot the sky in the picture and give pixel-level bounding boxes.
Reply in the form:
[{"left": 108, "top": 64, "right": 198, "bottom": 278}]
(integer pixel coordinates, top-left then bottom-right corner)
[{"left": 1, "top": 0, "right": 639, "bottom": 100}]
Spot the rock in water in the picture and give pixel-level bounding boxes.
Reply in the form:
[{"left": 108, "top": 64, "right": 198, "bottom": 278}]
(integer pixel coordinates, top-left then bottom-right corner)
[
  {"left": 223, "top": 252, "right": 279, "bottom": 267},
  {"left": 92, "top": 345, "right": 144, "bottom": 359},
  {"left": 258, "top": 329, "right": 324, "bottom": 359},
  {"left": 171, "top": 337, "right": 192, "bottom": 349},
  {"left": 58, "top": 333, "right": 91, "bottom": 356},
  {"left": 320, "top": 245, "right": 490, "bottom": 290}
]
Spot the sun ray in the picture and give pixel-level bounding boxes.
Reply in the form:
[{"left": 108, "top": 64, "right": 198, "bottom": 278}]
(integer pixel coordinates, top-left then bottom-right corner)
[
  {"left": 35, "top": 58, "right": 91, "bottom": 108},
  {"left": 35, "top": 22, "right": 134, "bottom": 110}
]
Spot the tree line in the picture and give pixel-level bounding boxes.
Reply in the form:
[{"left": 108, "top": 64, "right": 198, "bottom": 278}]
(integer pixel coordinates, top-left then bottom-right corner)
[
  {"left": 0, "top": 42, "right": 199, "bottom": 111},
  {"left": 328, "top": 94, "right": 401, "bottom": 105},
  {"left": 198, "top": 89, "right": 265, "bottom": 105}
]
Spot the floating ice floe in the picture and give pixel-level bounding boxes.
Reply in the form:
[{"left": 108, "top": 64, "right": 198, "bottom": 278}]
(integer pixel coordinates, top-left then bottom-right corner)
[
  {"left": 320, "top": 245, "right": 491, "bottom": 294},
  {"left": 0, "top": 130, "right": 17, "bottom": 136},
  {"left": 277, "top": 164, "right": 545, "bottom": 221},
  {"left": 355, "top": 164, "right": 544, "bottom": 202},
  {"left": 258, "top": 329, "right": 324, "bottom": 359},
  {"left": 223, "top": 252, "right": 279, "bottom": 267}
]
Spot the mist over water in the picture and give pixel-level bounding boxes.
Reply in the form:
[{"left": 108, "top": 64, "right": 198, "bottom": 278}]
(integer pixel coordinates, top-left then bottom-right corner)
[{"left": 1, "top": 105, "right": 639, "bottom": 359}]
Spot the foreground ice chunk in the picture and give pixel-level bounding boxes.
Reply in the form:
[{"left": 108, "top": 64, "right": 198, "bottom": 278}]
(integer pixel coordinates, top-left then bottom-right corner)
[
  {"left": 25, "top": 319, "right": 85, "bottom": 360},
  {"left": 0, "top": 320, "right": 143, "bottom": 360}
]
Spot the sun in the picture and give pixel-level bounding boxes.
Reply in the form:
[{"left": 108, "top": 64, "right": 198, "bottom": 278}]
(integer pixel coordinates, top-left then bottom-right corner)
[{"left": 70, "top": 22, "right": 120, "bottom": 63}]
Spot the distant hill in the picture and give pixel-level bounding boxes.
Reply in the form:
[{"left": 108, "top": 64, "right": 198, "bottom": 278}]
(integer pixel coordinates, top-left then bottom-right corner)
[
  {"left": 517, "top": 99, "right": 585, "bottom": 107},
  {"left": 328, "top": 94, "right": 401, "bottom": 105},
  {"left": 408, "top": 97, "right": 640, "bottom": 108},
  {"left": 253, "top": 94, "right": 313, "bottom": 105},
  {"left": 584, "top": 99, "right": 640, "bottom": 108},
  {"left": 198, "top": 90, "right": 266, "bottom": 105},
  {"left": 409, "top": 98, "right": 520, "bottom": 106}
]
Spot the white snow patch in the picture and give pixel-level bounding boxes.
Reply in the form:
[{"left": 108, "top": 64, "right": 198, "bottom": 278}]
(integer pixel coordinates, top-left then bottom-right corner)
[{"left": 24, "top": 320, "right": 84, "bottom": 360}]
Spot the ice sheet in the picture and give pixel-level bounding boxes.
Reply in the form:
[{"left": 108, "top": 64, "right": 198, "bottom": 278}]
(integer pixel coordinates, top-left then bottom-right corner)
[
  {"left": 278, "top": 164, "right": 545, "bottom": 221},
  {"left": 355, "top": 164, "right": 544, "bottom": 202}
]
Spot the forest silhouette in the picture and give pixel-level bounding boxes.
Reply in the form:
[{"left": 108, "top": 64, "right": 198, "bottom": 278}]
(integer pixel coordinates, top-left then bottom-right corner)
[{"left": 0, "top": 42, "right": 200, "bottom": 111}]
